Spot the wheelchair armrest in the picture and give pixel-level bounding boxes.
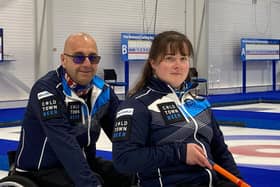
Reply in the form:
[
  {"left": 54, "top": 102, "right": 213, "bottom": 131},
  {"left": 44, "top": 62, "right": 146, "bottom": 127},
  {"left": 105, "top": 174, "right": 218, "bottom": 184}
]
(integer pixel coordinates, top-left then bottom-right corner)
[{"left": 7, "top": 150, "right": 17, "bottom": 176}]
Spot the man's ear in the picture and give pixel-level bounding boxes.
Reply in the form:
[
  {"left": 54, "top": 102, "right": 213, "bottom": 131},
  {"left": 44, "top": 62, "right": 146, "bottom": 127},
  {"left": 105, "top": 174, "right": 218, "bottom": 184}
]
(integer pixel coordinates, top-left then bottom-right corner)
[{"left": 60, "top": 54, "right": 66, "bottom": 68}]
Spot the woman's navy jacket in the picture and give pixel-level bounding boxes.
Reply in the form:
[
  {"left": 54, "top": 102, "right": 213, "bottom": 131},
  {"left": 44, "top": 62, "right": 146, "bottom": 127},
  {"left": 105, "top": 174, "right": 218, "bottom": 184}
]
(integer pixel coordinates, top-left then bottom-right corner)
[{"left": 113, "top": 77, "right": 240, "bottom": 187}]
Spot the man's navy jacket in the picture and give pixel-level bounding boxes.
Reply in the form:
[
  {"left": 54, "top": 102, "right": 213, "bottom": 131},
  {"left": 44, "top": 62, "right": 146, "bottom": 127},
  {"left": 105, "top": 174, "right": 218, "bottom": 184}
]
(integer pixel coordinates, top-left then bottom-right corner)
[{"left": 15, "top": 66, "right": 120, "bottom": 187}]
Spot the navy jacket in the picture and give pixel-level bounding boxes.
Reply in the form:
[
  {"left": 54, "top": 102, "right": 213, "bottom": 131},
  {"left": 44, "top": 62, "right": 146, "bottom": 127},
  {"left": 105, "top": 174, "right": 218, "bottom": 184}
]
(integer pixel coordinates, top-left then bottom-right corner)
[
  {"left": 15, "top": 66, "right": 120, "bottom": 187},
  {"left": 112, "top": 77, "right": 240, "bottom": 187}
]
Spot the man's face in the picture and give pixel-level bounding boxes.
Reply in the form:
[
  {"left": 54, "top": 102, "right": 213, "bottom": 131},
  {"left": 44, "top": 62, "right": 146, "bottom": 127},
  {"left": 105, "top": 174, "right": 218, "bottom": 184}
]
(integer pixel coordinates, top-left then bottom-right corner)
[{"left": 61, "top": 35, "right": 99, "bottom": 85}]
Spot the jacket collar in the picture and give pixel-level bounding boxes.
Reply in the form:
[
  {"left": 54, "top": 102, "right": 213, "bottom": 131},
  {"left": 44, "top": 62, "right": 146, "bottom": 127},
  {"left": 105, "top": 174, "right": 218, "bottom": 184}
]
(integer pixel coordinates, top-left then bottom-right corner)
[
  {"left": 147, "top": 76, "right": 193, "bottom": 95},
  {"left": 56, "top": 65, "right": 105, "bottom": 97}
]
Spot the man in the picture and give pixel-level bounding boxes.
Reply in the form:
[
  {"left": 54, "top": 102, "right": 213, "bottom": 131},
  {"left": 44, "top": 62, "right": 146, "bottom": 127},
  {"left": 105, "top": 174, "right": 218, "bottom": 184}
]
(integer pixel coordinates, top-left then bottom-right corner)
[{"left": 14, "top": 32, "right": 130, "bottom": 187}]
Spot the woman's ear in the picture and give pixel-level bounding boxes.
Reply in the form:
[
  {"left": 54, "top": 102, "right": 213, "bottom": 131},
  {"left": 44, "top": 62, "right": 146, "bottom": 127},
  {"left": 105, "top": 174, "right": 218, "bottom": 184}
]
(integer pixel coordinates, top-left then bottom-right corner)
[{"left": 149, "top": 59, "right": 156, "bottom": 69}]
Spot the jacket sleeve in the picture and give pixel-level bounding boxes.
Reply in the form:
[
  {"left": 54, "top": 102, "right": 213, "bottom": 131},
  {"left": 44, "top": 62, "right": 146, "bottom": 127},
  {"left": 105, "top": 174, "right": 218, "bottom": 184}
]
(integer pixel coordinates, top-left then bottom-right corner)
[
  {"left": 210, "top": 112, "right": 242, "bottom": 179},
  {"left": 30, "top": 82, "right": 102, "bottom": 187},
  {"left": 112, "top": 98, "right": 186, "bottom": 173},
  {"left": 100, "top": 87, "right": 120, "bottom": 141}
]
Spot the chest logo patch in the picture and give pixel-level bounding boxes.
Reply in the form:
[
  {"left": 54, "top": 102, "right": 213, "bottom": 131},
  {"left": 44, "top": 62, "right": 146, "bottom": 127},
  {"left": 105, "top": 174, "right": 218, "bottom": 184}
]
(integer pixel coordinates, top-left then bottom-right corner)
[
  {"left": 157, "top": 102, "right": 185, "bottom": 125},
  {"left": 68, "top": 101, "right": 82, "bottom": 122}
]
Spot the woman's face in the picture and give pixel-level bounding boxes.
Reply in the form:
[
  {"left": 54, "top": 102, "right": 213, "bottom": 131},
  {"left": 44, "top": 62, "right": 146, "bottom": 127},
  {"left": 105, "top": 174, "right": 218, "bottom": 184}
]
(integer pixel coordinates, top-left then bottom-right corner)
[{"left": 150, "top": 51, "right": 190, "bottom": 89}]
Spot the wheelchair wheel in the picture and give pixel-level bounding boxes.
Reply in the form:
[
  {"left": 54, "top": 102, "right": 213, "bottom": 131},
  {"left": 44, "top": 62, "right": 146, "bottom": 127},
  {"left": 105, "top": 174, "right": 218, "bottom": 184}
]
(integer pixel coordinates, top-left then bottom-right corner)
[{"left": 0, "top": 175, "right": 38, "bottom": 187}]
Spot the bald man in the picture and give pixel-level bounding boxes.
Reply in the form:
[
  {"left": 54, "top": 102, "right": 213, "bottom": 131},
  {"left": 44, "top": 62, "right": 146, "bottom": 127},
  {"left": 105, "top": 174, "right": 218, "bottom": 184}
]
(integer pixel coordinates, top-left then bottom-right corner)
[{"left": 13, "top": 33, "right": 131, "bottom": 187}]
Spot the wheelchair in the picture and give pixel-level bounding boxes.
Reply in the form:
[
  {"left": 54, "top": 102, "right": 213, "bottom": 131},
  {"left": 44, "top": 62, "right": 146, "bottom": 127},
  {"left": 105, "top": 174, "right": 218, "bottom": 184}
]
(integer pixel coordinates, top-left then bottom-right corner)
[
  {"left": 0, "top": 151, "right": 38, "bottom": 187},
  {"left": 0, "top": 175, "right": 38, "bottom": 187},
  {"left": 0, "top": 151, "right": 138, "bottom": 187}
]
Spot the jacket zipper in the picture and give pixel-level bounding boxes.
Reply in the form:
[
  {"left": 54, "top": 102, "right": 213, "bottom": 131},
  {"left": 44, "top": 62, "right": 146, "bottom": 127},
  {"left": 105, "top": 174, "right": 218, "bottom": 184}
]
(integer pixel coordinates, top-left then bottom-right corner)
[{"left": 168, "top": 85, "right": 213, "bottom": 187}]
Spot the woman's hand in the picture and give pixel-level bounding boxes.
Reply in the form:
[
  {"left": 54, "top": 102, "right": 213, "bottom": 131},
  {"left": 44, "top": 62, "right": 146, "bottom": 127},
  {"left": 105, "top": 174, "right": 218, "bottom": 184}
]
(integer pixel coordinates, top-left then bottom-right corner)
[{"left": 186, "top": 143, "right": 212, "bottom": 169}]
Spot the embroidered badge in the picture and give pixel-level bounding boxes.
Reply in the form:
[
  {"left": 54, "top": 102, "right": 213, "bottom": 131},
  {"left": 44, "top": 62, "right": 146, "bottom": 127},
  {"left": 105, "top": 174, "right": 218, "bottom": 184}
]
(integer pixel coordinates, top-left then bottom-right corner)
[
  {"left": 112, "top": 116, "right": 131, "bottom": 141},
  {"left": 157, "top": 102, "right": 185, "bottom": 125},
  {"left": 116, "top": 108, "right": 134, "bottom": 118},
  {"left": 39, "top": 95, "right": 61, "bottom": 120},
  {"left": 68, "top": 101, "right": 82, "bottom": 123}
]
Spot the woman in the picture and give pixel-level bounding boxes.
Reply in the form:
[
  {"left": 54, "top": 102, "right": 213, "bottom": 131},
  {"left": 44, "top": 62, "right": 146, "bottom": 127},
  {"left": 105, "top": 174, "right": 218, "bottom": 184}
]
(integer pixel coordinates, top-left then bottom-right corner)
[{"left": 112, "top": 31, "right": 241, "bottom": 187}]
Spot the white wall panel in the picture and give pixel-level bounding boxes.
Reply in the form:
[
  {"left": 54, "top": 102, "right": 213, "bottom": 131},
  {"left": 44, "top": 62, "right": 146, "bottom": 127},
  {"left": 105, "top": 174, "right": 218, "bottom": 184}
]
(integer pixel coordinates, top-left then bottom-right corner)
[
  {"left": 5, "top": 0, "right": 280, "bottom": 101},
  {"left": 50, "top": 0, "right": 186, "bottom": 90},
  {"left": 0, "top": 0, "right": 34, "bottom": 102},
  {"left": 208, "top": 0, "right": 280, "bottom": 92}
]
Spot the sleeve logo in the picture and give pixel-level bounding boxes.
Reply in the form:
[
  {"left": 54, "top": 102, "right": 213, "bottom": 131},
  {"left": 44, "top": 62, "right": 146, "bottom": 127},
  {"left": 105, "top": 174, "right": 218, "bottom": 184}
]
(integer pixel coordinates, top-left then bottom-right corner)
[
  {"left": 38, "top": 91, "right": 61, "bottom": 120},
  {"left": 112, "top": 116, "right": 131, "bottom": 141}
]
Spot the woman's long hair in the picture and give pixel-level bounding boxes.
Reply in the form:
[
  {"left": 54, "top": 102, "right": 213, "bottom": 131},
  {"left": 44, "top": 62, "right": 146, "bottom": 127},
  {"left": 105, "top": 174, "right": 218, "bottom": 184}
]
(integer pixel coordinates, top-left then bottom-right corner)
[{"left": 128, "top": 31, "right": 194, "bottom": 97}]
